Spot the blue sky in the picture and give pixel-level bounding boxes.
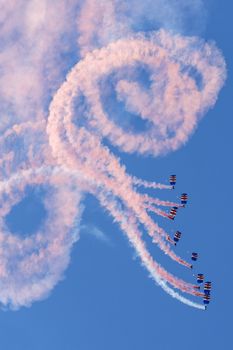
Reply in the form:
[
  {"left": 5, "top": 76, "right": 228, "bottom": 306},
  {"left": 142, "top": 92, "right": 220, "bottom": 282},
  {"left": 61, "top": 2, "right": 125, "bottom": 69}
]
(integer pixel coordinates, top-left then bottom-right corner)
[{"left": 0, "top": 1, "right": 232, "bottom": 349}]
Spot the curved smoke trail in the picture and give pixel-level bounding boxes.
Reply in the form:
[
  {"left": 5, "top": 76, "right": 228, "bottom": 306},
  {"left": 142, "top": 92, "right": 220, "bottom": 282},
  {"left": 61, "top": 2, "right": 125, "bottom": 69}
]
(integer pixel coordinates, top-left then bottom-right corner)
[{"left": 0, "top": 2, "right": 226, "bottom": 309}]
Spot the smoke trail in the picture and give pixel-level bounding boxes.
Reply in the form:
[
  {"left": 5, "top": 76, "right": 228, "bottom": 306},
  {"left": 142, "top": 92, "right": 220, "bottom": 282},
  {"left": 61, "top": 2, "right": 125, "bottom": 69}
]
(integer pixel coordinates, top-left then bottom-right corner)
[
  {"left": 0, "top": 1, "right": 226, "bottom": 309},
  {"left": 0, "top": 167, "right": 86, "bottom": 308},
  {"left": 0, "top": 1, "right": 79, "bottom": 130},
  {"left": 47, "top": 29, "right": 225, "bottom": 308}
]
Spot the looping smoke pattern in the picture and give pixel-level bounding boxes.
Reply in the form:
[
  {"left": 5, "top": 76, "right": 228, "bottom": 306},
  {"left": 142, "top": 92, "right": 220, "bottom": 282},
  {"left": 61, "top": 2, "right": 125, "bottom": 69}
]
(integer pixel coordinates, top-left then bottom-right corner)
[{"left": 0, "top": 11, "right": 226, "bottom": 310}]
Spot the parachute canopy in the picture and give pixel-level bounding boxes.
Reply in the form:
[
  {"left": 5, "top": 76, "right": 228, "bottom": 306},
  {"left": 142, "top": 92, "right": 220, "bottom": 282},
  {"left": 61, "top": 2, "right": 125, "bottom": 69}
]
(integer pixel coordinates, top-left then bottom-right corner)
[
  {"left": 191, "top": 252, "right": 198, "bottom": 261},
  {"left": 197, "top": 273, "right": 204, "bottom": 283},
  {"left": 204, "top": 282, "right": 212, "bottom": 295},
  {"left": 168, "top": 207, "right": 178, "bottom": 220},
  {"left": 181, "top": 193, "right": 188, "bottom": 205},
  {"left": 203, "top": 294, "right": 211, "bottom": 304},
  {"left": 174, "top": 231, "right": 182, "bottom": 243},
  {"left": 169, "top": 175, "right": 176, "bottom": 188}
]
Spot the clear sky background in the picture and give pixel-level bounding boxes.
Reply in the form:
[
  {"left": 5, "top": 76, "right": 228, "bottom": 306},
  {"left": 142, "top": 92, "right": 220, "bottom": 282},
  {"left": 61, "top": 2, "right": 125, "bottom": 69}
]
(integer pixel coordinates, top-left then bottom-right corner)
[{"left": 0, "top": 1, "right": 232, "bottom": 349}]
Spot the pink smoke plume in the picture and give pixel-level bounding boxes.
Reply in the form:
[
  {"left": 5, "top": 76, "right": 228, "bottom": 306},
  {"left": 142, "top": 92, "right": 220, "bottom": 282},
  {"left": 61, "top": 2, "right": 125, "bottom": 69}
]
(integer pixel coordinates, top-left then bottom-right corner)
[
  {"left": 0, "top": 2, "right": 226, "bottom": 309},
  {"left": 46, "top": 30, "right": 224, "bottom": 309}
]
